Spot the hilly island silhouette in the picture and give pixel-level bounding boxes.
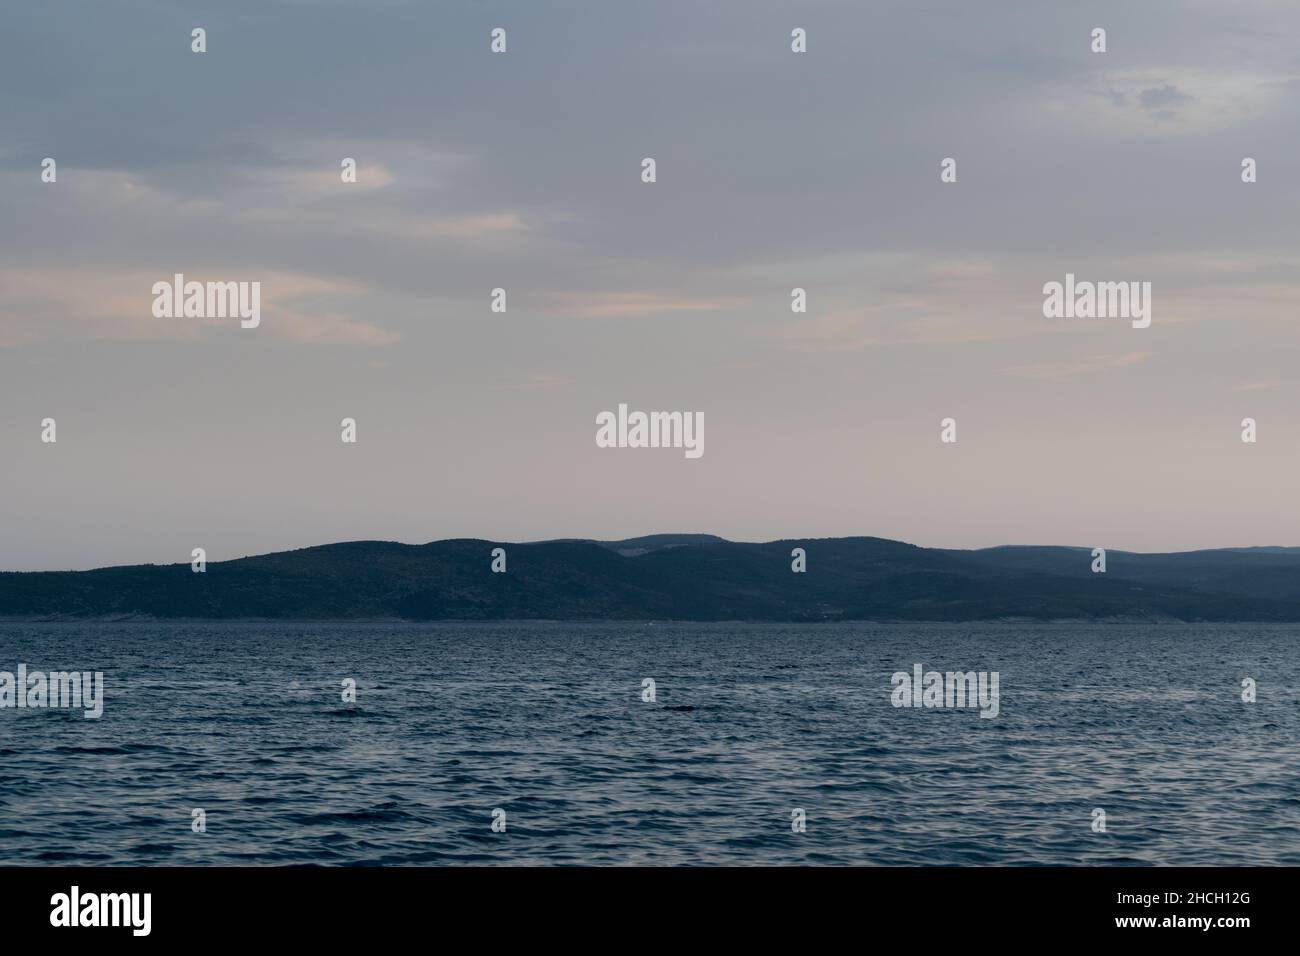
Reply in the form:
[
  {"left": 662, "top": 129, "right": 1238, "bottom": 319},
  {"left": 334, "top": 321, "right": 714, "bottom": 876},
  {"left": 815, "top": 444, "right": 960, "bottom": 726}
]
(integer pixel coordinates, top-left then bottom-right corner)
[{"left": 5, "top": 535, "right": 1300, "bottom": 622}]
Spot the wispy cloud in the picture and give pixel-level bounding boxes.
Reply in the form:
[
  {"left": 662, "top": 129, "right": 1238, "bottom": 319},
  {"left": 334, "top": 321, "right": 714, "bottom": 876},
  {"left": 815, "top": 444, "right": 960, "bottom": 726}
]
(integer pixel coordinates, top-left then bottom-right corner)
[
  {"left": 498, "top": 373, "right": 576, "bottom": 391},
  {"left": 543, "top": 291, "right": 748, "bottom": 319},
  {"left": 0, "top": 267, "right": 398, "bottom": 347},
  {"left": 1000, "top": 352, "right": 1149, "bottom": 380},
  {"left": 1066, "top": 67, "right": 1297, "bottom": 133}
]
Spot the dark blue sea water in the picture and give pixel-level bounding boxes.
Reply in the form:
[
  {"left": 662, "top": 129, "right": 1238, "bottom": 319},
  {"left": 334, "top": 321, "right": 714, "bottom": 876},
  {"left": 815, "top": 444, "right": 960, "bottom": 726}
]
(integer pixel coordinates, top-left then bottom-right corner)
[{"left": 1, "top": 622, "right": 1296, "bottom": 865}]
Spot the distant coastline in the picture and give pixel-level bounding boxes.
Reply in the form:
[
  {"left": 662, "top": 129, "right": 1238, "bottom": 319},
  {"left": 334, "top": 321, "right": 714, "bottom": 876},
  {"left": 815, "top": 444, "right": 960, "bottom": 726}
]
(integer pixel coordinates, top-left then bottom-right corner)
[{"left": 5, "top": 535, "right": 1300, "bottom": 623}]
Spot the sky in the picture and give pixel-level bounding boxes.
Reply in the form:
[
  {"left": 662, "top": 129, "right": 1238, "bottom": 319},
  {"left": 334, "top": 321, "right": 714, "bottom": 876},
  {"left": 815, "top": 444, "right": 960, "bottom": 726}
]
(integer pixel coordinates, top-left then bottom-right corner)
[{"left": 2, "top": 0, "right": 1299, "bottom": 571}]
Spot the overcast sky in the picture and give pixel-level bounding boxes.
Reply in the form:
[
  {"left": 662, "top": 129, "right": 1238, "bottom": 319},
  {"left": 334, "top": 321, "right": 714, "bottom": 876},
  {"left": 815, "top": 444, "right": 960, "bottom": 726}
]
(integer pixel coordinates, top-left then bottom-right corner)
[{"left": 3, "top": 0, "right": 1299, "bottom": 570}]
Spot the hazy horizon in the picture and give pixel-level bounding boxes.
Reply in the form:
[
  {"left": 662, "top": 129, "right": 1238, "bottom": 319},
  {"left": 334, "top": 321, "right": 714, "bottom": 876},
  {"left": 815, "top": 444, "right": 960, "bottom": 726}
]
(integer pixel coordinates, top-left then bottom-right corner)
[{"left": 5, "top": 0, "right": 1300, "bottom": 571}]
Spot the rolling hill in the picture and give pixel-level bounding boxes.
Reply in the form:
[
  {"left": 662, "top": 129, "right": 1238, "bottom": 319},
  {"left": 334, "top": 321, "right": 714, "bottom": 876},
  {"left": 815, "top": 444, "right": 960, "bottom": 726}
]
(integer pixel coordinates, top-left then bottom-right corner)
[{"left": 4, "top": 535, "right": 1300, "bottom": 622}]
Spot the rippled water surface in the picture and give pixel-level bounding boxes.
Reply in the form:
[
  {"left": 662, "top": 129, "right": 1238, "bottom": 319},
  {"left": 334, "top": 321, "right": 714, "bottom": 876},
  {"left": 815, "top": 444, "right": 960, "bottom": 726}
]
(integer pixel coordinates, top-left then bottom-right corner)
[{"left": 1, "top": 622, "right": 1297, "bottom": 865}]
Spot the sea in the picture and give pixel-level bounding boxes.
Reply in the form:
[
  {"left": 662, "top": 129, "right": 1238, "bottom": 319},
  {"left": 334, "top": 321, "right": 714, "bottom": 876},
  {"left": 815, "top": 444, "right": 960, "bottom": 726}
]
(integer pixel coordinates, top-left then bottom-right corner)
[{"left": 1, "top": 621, "right": 1296, "bottom": 865}]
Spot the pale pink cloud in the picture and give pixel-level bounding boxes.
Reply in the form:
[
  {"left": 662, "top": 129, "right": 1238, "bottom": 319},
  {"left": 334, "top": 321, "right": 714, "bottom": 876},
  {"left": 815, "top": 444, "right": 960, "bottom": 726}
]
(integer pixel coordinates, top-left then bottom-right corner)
[
  {"left": 999, "top": 351, "right": 1149, "bottom": 380},
  {"left": 0, "top": 267, "right": 398, "bottom": 347},
  {"left": 544, "top": 291, "right": 748, "bottom": 319}
]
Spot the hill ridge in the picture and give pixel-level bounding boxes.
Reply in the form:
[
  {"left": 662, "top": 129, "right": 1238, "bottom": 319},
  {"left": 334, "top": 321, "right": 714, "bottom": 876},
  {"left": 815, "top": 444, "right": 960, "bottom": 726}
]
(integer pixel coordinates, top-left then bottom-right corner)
[{"left": 5, "top": 534, "right": 1300, "bottom": 622}]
